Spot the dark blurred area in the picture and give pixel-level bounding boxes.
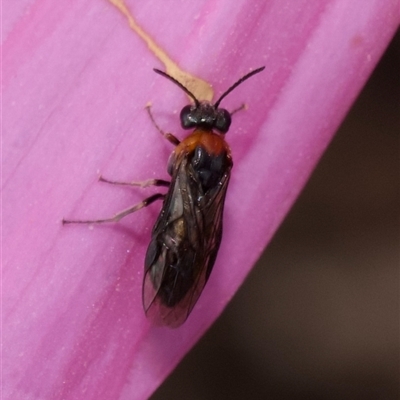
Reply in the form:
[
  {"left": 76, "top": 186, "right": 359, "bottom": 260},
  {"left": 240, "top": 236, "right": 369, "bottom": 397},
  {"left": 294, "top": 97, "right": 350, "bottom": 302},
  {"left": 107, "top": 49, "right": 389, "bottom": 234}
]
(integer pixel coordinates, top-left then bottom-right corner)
[{"left": 152, "top": 31, "right": 399, "bottom": 400}]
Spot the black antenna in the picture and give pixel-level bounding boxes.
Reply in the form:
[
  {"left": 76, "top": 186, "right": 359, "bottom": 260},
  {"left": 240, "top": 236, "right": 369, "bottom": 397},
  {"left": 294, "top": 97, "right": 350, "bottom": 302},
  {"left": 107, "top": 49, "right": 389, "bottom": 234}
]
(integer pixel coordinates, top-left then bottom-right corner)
[
  {"left": 214, "top": 66, "right": 265, "bottom": 109},
  {"left": 153, "top": 69, "right": 200, "bottom": 107}
]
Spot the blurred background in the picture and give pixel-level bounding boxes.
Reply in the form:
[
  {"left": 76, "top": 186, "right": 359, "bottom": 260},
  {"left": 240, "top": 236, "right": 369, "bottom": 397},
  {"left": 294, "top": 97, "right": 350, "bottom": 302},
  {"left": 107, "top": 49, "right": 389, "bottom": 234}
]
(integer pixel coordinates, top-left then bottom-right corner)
[{"left": 152, "top": 31, "right": 399, "bottom": 400}]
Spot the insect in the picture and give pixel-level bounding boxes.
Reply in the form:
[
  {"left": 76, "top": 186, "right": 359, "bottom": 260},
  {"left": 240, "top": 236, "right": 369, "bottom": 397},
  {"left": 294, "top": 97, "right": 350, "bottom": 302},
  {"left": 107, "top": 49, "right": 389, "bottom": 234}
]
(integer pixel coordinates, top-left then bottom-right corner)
[{"left": 63, "top": 66, "right": 265, "bottom": 327}]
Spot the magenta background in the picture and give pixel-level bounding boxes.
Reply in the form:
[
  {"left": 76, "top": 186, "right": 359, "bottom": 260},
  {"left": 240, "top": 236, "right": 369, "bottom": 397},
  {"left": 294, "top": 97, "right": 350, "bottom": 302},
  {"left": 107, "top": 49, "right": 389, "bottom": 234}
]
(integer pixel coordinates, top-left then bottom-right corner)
[{"left": 3, "top": 1, "right": 399, "bottom": 399}]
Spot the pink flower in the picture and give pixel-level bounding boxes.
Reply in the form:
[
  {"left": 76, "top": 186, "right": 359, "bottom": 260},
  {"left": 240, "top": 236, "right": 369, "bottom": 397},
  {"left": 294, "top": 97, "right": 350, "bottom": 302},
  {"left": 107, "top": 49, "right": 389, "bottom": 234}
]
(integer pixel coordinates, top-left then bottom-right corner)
[{"left": 3, "top": 1, "right": 398, "bottom": 399}]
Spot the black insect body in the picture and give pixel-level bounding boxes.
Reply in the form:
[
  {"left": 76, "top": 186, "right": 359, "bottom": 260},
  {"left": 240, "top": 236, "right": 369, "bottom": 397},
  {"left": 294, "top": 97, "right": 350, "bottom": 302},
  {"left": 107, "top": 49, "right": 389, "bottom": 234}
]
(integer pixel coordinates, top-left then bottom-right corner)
[
  {"left": 63, "top": 66, "right": 265, "bottom": 328},
  {"left": 143, "top": 127, "right": 233, "bottom": 327}
]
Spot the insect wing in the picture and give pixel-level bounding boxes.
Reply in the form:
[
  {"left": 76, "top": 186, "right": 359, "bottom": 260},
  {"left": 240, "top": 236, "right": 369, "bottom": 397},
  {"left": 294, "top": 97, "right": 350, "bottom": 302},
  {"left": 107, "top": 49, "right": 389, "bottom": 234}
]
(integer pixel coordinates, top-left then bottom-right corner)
[{"left": 143, "top": 149, "right": 231, "bottom": 327}]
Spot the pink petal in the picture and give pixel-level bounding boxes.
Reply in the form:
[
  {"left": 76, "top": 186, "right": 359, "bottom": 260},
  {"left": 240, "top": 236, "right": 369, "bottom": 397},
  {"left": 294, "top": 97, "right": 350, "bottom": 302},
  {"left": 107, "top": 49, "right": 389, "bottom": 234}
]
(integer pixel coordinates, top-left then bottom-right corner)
[{"left": 3, "top": 1, "right": 398, "bottom": 399}]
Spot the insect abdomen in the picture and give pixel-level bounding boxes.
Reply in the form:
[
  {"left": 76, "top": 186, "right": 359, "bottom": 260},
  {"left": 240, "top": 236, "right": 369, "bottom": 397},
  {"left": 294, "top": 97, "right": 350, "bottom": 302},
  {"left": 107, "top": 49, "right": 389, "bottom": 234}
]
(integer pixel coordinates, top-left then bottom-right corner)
[
  {"left": 143, "top": 129, "right": 233, "bottom": 325},
  {"left": 144, "top": 217, "right": 198, "bottom": 307}
]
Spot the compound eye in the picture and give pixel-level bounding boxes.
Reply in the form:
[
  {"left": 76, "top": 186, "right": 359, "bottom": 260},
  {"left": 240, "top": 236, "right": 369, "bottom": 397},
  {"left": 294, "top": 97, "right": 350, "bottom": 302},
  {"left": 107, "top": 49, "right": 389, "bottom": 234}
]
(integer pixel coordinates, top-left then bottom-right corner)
[
  {"left": 180, "top": 105, "right": 196, "bottom": 129},
  {"left": 215, "top": 109, "right": 231, "bottom": 133}
]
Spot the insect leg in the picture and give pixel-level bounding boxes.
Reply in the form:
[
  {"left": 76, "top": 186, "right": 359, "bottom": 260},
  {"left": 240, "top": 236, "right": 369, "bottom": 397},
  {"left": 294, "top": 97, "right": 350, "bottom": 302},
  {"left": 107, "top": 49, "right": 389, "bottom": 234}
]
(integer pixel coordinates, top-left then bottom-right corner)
[
  {"left": 99, "top": 176, "right": 170, "bottom": 188},
  {"left": 145, "top": 104, "right": 180, "bottom": 146},
  {"left": 62, "top": 193, "right": 165, "bottom": 225},
  {"left": 230, "top": 103, "right": 247, "bottom": 116}
]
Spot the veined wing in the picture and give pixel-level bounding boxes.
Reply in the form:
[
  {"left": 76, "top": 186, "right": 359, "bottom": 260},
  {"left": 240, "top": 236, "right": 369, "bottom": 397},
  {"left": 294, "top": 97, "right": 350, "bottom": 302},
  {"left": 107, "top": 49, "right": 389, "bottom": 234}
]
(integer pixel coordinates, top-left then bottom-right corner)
[{"left": 143, "top": 148, "right": 232, "bottom": 327}]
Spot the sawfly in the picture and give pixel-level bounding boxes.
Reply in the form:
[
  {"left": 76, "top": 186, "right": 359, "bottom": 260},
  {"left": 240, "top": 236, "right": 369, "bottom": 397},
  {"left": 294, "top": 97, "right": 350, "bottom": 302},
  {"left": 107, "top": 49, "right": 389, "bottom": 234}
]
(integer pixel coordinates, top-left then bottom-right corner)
[{"left": 63, "top": 66, "right": 265, "bottom": 327}]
